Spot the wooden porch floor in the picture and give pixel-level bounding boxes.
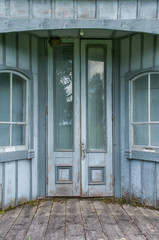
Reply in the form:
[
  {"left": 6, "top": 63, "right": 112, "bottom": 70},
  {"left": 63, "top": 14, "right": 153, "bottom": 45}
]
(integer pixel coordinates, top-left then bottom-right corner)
[{"left": 0, "top": 199, "right": 159, "bottom": 240}]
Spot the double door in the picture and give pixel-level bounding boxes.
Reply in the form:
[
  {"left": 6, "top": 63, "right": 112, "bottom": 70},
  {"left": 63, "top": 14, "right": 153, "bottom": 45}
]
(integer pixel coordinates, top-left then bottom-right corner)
[{"left": 48, "top": 39, "right": 113, "bottom": 197}]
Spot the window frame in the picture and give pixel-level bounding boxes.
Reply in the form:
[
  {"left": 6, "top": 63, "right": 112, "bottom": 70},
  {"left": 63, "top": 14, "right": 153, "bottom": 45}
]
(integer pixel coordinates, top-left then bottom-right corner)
[
  {"left": 130, "top": 71, "right": 159, "bottom": 152},
  {"left": 0, "top": 70, "right": 29, "bottom": 152}
]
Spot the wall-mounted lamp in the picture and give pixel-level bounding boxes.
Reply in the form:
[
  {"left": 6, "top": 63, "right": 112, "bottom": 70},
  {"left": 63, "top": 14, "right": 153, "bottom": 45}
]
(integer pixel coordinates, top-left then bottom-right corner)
[{"left": 80, "top": 29, "right": 84, "bottom": 36}]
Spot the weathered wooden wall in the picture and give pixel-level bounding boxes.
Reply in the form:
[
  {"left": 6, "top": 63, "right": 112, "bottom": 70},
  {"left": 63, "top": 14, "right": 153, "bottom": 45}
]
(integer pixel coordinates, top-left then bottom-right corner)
[
  {"left": 0, "top": 32, "right": 38, "bottom": 209},
  {"left": 120, "top": 33, "right": 159, "bottom": 207},
  {"left": 0, "top": 0, "right": 158, "bottom": 20}
]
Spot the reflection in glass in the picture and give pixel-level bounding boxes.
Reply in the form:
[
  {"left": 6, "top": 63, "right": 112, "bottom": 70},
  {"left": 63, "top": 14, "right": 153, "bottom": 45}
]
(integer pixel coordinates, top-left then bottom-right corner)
[
  {"left": 151, "top": 125, "right": 159, "bottom": 146},
  {"left": 150, "top": 74, "right": 159, "bottom": 121},
  {"left": 12, "top": 124, "right": 25, "bottom": 146},
  {"left": 0, "top": 124, "right": 10, "bottom": 146},
  {"left": 0, "top": 73, "right": 10, "bottom": 121},
  {"left": 87, "top": 47, "right": 105, "bottom": 150},
  {"left": 133, "top": 75, "right": 148, "bottom": 122},
  {"left": 54, "top": 44, "right": 73, "bottom": 150},
  {"left": 133, "top": 125, "right": 148, "bottom": 145},
  {"left": 12, "top": 74, "right": 26, "bottom": 122}
]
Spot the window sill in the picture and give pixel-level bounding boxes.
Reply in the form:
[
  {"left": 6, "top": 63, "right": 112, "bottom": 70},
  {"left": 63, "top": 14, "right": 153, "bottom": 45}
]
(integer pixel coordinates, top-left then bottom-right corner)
[
  {"left": 0, "top": 149, "right": 34, "bottom": 163},
  {"left": 125, "top": 149, "right": 159, "bottom": 162}
]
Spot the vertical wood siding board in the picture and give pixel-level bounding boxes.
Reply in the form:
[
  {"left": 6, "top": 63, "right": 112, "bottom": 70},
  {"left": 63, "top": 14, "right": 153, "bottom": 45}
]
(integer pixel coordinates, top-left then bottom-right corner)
[
  {"left": 0, "top": 0, "right": 6, "bottom": 17},
  {"left": 17, "top": 160, "right": 30, "bottom": 204},
  {"left": 143, "top": 34, "right": 154, "bottom": 69},
  {"left": 5, "top": 0, "right": 10, "bottom": 16},
  {"left": 154, "top": 162, "right": 157, "bottom": 208},
  {"left": 113, "top": 39, "right": 121, "bottom": 197},
  {"left": 30, "top": 159, "right": 32, "bottom": 200},
  {"left": 29, "top": 0, "right": 33, "bottom": 18},
  {"left": 16, "top": 33, "right": 19, "bottom": 68},
  {"left": 143, "top": 161, "right": 155, "bottom": 206},
  {"left": 51, "top": 0, "right": 54, "bottom": 18},
  {"left": 54, "top": 0, "right": 74, "bottom": 19},
  {"left": 15, "top": 161, "right": 18, "bottom": 206},
  {"left": 32, "top": 0, "right": 51, "bottom": 18},
  {"left": 0, "top": 164, "right": 2, "bottom": 209},
  {"left": 130, "top": 34, "right": 142, "bottom": 71},
  {"left": 141, "top": 161, "right": 144, "bottom": 204},
  {"left": 155, "top": 35, "right": 159, "bottom": 67},
  {"left": 19, "top": 33, "right": 30, "bottom": 70},
  {"left": 119, "top": 0, "right": 137, "bottom": 20},
  {"left": 73, "top": 0, "right": 77, "bottom": 19},
  {"left": 2, "top": 163, "right": 5, "bottom": 209},
  {"left": 156, "top": 163, "right": 159, "bottom": 208},
  {"left": 153, "top": 35, "right": 157, "bottom": 68},
  {"left": 0, "top": 34, "right": 3, "bottom": 65},
  {"left": 140, "top": 0, "right": 157, "bottom": 19},
  {"left": 77, "top": 0, "right": 96, "bottom": 19},
  {"left": 98, "top": 0, "right": 118, "bottom": 20},
  {"left": 120, "top": 38, "right": 130, "bottom": 196},
  {"left": 95, "top": 0, "right": 97, "bottom": 19},
  {"left": 10, "top": 0, "right": 29, "bottom": 18},
  {"left": 38, "top": 38, "right": 47, "bottom": 197},
  {"left": 141, "top": 34, "right": 144, "bottom": 70},
  {"left": 3, "top": 34, "right": 6, "bottom": 65},
  {"left": 129, "top": 160, "right": 132, "bottom": 199},
  {"left": 31, "top": 36, "right": 38, "bottom": 199},
  {"left": 117, "top": 0, "right": 121, "bottom": 19},
  {"left": 131, "top": 160, "right": 142, "bottom": 201},
  {"left": 157, "top": 0, "right": 159, "bottom": 18},
  {"left": 6, "top": 33, "right": 16, "bottom": 67},
  {"left": 4, "top": 162, "right": 16, "bottom": 208}
]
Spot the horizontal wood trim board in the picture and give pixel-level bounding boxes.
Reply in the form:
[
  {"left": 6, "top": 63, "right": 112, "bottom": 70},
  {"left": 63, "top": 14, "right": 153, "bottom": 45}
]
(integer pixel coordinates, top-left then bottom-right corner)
[
  {"left": 129, "top": 151, "right": 159, "bottom": 162},
  {"left": 0, "top": 150, "right": 29, "bottom": 163},
  {"left": 0, "top": 19, "right": 159, "bottom": 34}
]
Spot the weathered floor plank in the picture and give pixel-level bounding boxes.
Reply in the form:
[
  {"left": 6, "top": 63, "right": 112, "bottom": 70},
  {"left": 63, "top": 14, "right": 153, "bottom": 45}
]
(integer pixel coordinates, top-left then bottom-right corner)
[
  {"left": 0, "top": 207, "right": 23, "bottom": 238},
  {"left": 4, "top": 204, "right": 37, "bottom": 240},
  {"left": 93, "top": 201, "right": 126, "bottom": 240},
  {"left": 123, "top": 205, "right": 159, "bottom": 240},
  {"left": 45, "top": 201, "right": 66, "bottom": 240},
  {"left": 24, "top": 201, "right": 53, "bottom": 240},
  {"left": 65, "top": 199, "right": 85, "bottom": 240},
  {"left": 108, "top": 204, "right": 146, "bottom": 240},
  {"left": 80, "top": 200, "right": 107, "bottom": 240},
  {"left": 138, "top": 207, "right": 159, "bottom": 230}
]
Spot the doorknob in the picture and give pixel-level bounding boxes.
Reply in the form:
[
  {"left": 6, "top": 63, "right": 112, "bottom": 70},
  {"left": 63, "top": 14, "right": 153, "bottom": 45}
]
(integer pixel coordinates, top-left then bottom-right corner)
[{"left": 81, "top": 143, "right": 86, "bottom": 160}]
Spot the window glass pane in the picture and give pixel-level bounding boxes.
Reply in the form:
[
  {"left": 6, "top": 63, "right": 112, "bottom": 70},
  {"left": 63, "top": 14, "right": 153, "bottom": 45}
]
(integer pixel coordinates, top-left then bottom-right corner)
[
  {"left": 150, "top": 74, "right": 159, "bottom": 121},
  {"left": 12, "top": 125, "right": 25, "bottom": 145},
  {"left": 133, "top": 124, "right": 148, "bottom": 145},
  {"left": 0, "top": 124, "right": 10, "bottom": 146},
  {"left": 12, "top": 74, "right": 26, "bottom": 122},
  {"left": 0, "top": 73, "right": 10, "bottom": 121},
  {"left": 87, "top": 47, "right": 105, "bottom": 150},
  {"left": 151, "top": 125, "right": 159, "bottom": 146},
  {"left": 133, "top": 75, "right": 148, "bottom": 122},
  {"left": 54, "top": 44, "right": 73, "bottom": 150}
]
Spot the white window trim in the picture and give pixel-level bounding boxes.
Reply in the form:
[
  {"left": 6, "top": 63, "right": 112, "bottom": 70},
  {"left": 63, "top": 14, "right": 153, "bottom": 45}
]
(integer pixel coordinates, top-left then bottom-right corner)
[
  {"left": 130, "top": 72, "right": 159, "bottom": 152},
  {"left": 0, "top": 70, "right": 29, "bottom": 153}
]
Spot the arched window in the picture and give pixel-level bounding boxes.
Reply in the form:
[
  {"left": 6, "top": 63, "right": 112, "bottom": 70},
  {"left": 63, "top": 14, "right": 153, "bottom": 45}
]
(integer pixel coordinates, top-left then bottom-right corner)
[
  {"left": 131, "top": 72, "right": 159, "bottom": 149},
  {"left": 0, "top": 71, "right": 28, "bottom": 149}
]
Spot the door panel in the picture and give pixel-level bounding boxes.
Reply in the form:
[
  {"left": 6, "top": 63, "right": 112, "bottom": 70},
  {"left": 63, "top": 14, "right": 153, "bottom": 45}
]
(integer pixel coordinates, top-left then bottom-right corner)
[
  {"left": 48, "top": 39, "right": 113, "bottom": 197},
  {"left": 81, "top": 40, "right": 113, "bottom": 196},
  {"left": 48, "top": 39, "right": 80, "bottom": 196}
]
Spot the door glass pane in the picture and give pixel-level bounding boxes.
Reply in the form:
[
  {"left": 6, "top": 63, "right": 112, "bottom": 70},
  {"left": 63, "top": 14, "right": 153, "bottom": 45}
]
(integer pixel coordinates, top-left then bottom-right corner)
[
  {"left": 87, "top": 47, "right": 105, "bottom": 150},
  {"left": 150, "top": 74, "right": 159, "bottom": 121},
  {"left": 12, "top": 74, "right": 26, "bottom": 122},
  {"left": 12, "top": 124, "right": 25, "bottom": 145},
  {"left": 133, "top": 124, "right": 148, "bottom": 145},
  {"left": 54, "top": 44, "right": 73, "bottom": 150},
  {"left": 0, "top": 124, "right": 10, "bottom": 146},
  {"left": 151, "top": 125, "right": 159, "bottom": 146},
  {"left": 133, "top": 75, "right": 148, "bottom": 122},
  {"left": 0, "top": 73, "right": 10, "bottom": 121}
]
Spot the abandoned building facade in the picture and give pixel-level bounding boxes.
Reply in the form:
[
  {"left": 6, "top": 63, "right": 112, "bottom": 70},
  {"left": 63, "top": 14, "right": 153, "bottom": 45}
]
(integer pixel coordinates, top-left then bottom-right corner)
[{"left": 0, "top": 0, "right": 159, "bottom": 209}]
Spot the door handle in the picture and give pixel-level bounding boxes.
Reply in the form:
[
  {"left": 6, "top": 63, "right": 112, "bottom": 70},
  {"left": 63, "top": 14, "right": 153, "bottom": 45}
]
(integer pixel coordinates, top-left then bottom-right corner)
[{"left": 81, "top": 143, "right": 86, "bottom": 161}]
